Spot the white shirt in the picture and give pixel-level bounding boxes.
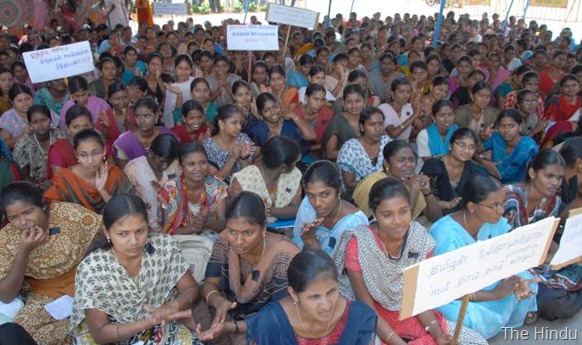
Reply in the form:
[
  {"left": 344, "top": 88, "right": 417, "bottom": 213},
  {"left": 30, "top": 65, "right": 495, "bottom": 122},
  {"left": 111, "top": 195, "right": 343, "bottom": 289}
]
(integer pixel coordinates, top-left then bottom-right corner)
[{"left": 379, "top": 103, "right": 414, "bottom": 140}]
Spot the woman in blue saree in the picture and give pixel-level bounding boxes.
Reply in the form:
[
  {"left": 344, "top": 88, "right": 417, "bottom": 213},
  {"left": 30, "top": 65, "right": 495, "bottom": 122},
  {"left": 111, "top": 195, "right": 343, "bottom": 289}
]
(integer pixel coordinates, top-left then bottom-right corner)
[
  {"left": 246, "top": 249, "right": 376, "bottom": 344},
  {"left": 429, "top": 174, "right": 538, "bottom": 339},
  {"left": 477, "top": 109, "right": 538, "bottom": 184},
  {"left": 292, "top": 161, "right": 368, "bottom": 256}
]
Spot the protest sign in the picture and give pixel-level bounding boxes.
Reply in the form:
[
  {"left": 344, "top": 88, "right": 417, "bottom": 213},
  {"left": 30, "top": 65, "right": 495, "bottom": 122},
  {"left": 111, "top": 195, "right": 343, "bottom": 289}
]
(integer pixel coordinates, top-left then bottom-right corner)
[
  {"left": 226, "top": 25, "right": 279, "bottom": 51},
  {"left": 153, "top": 2, "right": 189, "bottom": 16},
  {"left": 265, "top": 3, "right": 320, "bottom": 29},
  {"left": 401, "top": 216, "right": 559, "bottom": 319},
  {"left": 23, "top": 41, "right": 94, "bottom": 83},
  {"left": 551, "top": 208, "right": 582, "bottom": 269}
]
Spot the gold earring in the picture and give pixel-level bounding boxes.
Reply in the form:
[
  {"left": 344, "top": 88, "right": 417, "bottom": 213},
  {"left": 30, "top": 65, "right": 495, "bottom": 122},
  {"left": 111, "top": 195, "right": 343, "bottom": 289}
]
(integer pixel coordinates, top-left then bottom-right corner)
[{"left": 107, "top": 237, "right": 111, "bottom": 243}]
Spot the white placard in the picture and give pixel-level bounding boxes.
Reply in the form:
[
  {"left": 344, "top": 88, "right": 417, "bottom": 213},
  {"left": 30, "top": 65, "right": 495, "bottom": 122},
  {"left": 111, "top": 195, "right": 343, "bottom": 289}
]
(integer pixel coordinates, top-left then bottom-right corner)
[
  {"left": 153, "top": 2, "right": 188, "bottom": 16},
  {"left": 44, "top": 295, "right": 74, "bottom": 320},
  {"left": 551, "top": 208, "right": 582, "bottom": 269},
  {"left": 265, "top": 3, "right": 320, "bottom": 29},
  {"left": 22, "top": 41, "right": 95, "bottom": 84},
  {"left": 401, "top": 216, "right": 559, "bottom": 319},
  {"left": 226, "top": 25, "right": 279, "bottom": 51}
]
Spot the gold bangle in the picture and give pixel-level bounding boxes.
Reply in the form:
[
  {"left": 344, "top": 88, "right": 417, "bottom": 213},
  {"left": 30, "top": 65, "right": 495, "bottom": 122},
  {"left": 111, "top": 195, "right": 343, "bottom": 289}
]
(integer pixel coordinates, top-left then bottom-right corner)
[
  {"left": 205, "top": 290, "right": 219, "bottom": 303},
  {"left": 386, "top": 330, "right": 395, "bottom": 342}
]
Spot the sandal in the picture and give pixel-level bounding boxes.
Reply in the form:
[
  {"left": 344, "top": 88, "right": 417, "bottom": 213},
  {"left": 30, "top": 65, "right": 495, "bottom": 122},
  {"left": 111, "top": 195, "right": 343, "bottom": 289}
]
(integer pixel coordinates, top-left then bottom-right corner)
[{"left": 525, "top": 311, "right": 538, "bottom": 324}]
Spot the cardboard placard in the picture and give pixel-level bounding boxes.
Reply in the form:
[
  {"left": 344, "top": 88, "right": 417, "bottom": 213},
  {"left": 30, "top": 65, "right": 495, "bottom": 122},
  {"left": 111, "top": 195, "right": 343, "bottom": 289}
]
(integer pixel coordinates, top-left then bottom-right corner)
[
  {"left": 226, "top": 25, "right": 279, "bottom": 51},
  {"left": 265, "top": 3, "right": 320, "bottom": 29},
  {"left": 153, "top": 2, "right": 189, "bottom": 16},
  {"left": 551, "top": 208, "right": 582, "bottom": 269},
  {"left": 22, "top": 41, "right": 95, "bottom": 84},
  {"left": 401, "top": 216, "right": 559, "bottom": 319}
]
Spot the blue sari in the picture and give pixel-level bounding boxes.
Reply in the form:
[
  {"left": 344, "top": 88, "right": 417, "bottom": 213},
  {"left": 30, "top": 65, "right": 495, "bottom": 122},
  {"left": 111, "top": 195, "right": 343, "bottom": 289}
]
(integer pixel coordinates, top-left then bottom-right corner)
[
  {"left": 246, "top": 300, "right": 377, "bottom": 345},
  {"left": 427, "top": 123, "right": 459, "bottom": 156},
  {"left": 292, "top": 197, "right": 369, "bottom": 256},
  {"left": 482, "top": 133, "right": 538, "bottom": 184},
  {"left": 429, "top": 215, "right": 538, "bottom": 339}
]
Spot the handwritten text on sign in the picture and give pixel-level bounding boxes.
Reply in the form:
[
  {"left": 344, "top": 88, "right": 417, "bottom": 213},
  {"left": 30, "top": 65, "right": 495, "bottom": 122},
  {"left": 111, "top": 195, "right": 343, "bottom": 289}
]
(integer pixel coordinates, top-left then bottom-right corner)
[
  {"left": 265, "top": 3, "right": 320, "bottom": 29},
  {"left": 23, "top": 41, "right": 95, "bottom": 83},
  {"left": 153, "top": 3, "right": 188, "bottom": 16},
  {"left": 551, "top": 208, "right": 582, "bottom": 269},
  {"left": 226, "top": 25, "right": 279, "bottom": 51},
  {"left": 401, "top": 217, "right": 558, "bottom": 319}
]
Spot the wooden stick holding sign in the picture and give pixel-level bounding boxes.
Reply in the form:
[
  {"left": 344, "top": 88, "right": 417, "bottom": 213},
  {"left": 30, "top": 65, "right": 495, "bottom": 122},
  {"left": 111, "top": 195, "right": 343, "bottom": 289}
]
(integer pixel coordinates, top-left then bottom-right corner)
[
  {"left": 248, "top": 51, "right": 252, "bottom": 84},
  {"left": 280, "top": 25, "right": 292, "bottom": 65},
  {"left": 400, "top": 216, "right": 559, "bottom": 338},
  {"left": 451, "top": 295, "right": 471, "bottom": 345}
]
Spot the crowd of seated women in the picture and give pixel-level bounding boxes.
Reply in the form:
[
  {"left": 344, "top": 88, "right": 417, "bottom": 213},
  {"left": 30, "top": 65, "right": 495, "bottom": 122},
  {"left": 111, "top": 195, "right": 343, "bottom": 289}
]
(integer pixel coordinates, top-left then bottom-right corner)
[{"left": 1, "top": 8, "right": 582, "bottom": 345}]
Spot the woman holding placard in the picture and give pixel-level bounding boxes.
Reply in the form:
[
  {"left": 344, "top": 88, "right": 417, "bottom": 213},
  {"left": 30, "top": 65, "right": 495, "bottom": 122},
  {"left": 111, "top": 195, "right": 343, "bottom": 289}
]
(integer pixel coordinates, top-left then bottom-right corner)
[
  {"left": 429, "top": 174, "right": 539, "bottom": 339},
  {"left": 333, "top": 178, "right": 487, "bottom": 345},
  {"left": 502, "top": 149, "right": 582, "bottom": 321}
]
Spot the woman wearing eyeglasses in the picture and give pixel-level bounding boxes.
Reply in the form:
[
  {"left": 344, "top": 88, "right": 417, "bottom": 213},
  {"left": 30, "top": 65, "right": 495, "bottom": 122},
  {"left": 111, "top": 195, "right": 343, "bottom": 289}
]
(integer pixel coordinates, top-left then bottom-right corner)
[
  {"left": 421, "top": 128, "right": 485, "bottom": 214},
  {"left": 429, "top": 174, "right": 539, "bottom": 339}
]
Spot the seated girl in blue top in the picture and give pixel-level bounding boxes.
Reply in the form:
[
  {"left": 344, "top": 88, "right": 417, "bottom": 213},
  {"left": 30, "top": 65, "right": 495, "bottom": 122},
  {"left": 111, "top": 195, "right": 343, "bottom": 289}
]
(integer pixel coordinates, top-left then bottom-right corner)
[
  {"left": 246, "top": 249, "right": 377, "bottom": 345},
  {"left": 429, "top": 174, "right": 539, "bottom": 339},
  {"left": 292, "top": 161, "right": 368, "bottom": 256},
  {"left": 477, "top": 109, "right": 538, "bottom": 184},
  {"left": 247, "top": 92, "right": 316, "bottom": 158}
]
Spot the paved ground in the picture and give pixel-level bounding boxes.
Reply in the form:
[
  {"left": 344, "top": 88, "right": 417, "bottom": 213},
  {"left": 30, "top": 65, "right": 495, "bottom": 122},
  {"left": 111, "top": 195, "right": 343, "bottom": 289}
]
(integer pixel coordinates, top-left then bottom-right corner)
[{"left": 150, "top": 2, "right": 581, "bottom": 343}]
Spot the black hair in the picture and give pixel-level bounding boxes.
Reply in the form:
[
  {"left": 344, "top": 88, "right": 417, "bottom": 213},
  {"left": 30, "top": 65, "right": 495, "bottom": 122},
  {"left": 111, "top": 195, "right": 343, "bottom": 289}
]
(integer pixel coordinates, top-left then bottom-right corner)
[
  {"left": 559, "top": 74, "right": 579, "bottom": 87},
  {"left": 0, "top": 67, "right": 13, "bottom": 97},
  {"left": 348, "top": 70, "right": 367, "bottom": 83},
  {"left": 459, "top": 174, "right": 502, "bottom": 209},
  {"left": 470, "top": 81, "right": 491, "bottom": 95},
  {"left": 368, "top": 178, "right": 411, "bottom": 213},
  {"left": 178, "top": 142, "right": 208, "bottom": 165},
  {"left": 133, "top": 96, "right": 159, "bottom": 115},
  {"left": 332, "top": 53, "right": 348, "bottom": 64},
  {"left": 410, "top": 60, "right": 428, "bottom": 73},
  {"left": 342, "top": 84, "right": 365, "bottom": 100},
  {"left": 391, "top": 77, "right": 411, "bottom": 92},
  {"left": 232, "top": 80, "right": 250, "bottom": 95},
  {"left": 383, "top": 139, "right": 416, "bottom": 162},
  {"left": 299, "top": 54, "right": 315, "bottom": 66},
  {"left": 521, "top": 71, "right": 539, "bottom": 85},
  {"left": 67, "top": 76, "right": 89, "bottom": 94},
  {"left": 107, "top": 81, "right": 128, "bottom": 100},
  {"left": 147, "top": 52, "right": 163, "bottom": 64},
  {"left": 431, "top": 99, "right": 454, "bottom": 116},
  {"left": 261, "top": 136, "right": 301, "bottom": 169},
  {"left": 302, "top": 160, "right": 342, "bottom": 193},
  {"left": 525, "top": 149, "right": 565, "bottom": 182},
  {"left": 308, "top": 65, "right": 326, "bottom": 78},
  {"left": 359, "top": 106, "right": 384, "bottom": 128},
  {"left": 65, "top": 105, "right": 93, "bottom": 127},
  {"left": 268, "top": 65, "right": 286, "bottom": 79},
  {"left": 516, "top": 88, "right": 537, "bottom": 106},
  {"left": 190, "top": 77, "right": 210, "bottom": 92},
  {"left": 495, "top": 108, "right": 523, "bottom": 127},
  {"left": 182, "top": 100, "right": 205, "bottom": 119},
  {"left": 287, "top": 249, "right": 338, "bottom": 293},
  {"left": 450, "top": 127, "right": 478, "bottom": 146},
  {"left": 212, "top": 104, "right": 242, "bottom": 136},
  {"left": 102, "top": 194, "right": 148, "bottom": 230},
  {"left": 97, "top": 57, "right": 115, "bottom": 71},
  {"left": 26, "top": 104, "right": 51, "bottom": 123},
  {"left": 255, "top": 92, "right": 278, "bottom": 115},
  {"left": 432, "top": 75, "right": 448, "bottom": 87},
  {"left": 8, "top": 84, "right": 33, "bottom": 102},
  {"left": 225, "top": 191, "right": 267, "bottom": 226},
  {"left": 305, "top": 83, "right": 326, "bottom": 97},
  {"left": 150, "top": 133, "right": 179, "bottom": 162},
  {"left": 123, "top": 45, "right": 138, "bottom": 56},
  {"left": 0, "top": 182, "right": 44, "bottom": 218},
  {"left": 559, "top": 137, "right": 582, "bottom": 168},
  {"left": 73, "top": 128, "right": 104, "bottom": 150},
  {"left": 128, "top": 76, "right": 149, "bottom": 93},
  {"left": 174, "top": 54, "right": 193, "bottom": 69}
]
